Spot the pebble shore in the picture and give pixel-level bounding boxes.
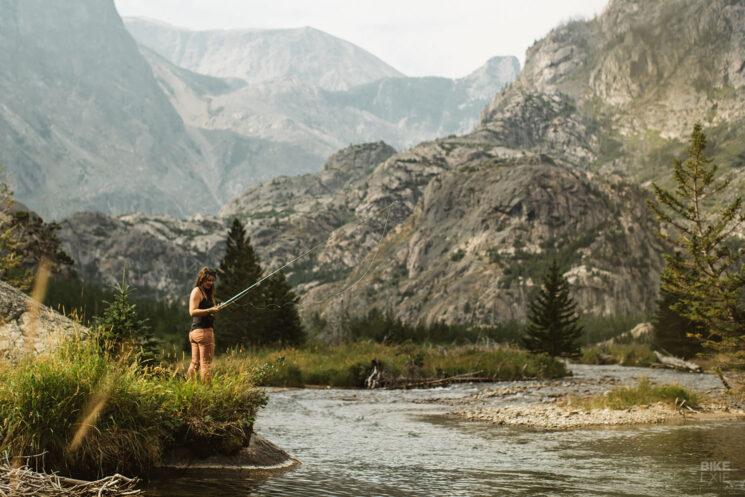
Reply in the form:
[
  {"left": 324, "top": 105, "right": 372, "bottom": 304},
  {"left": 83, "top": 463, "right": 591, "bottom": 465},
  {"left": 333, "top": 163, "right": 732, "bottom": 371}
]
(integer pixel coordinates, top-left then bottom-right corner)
[{"left": 456, "top": 402, "right": 744, "bottom": 430}]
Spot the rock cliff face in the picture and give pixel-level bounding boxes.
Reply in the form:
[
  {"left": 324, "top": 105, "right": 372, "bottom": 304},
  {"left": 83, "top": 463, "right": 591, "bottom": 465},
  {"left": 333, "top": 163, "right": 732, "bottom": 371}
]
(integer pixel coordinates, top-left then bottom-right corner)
[
  {"left": 479, "top": 0, "right": 745, "bottom": 180},
  {"left": 56, "top": 0, "right": 745, "bottom": 335},
  {"left": 0, "top": 0, "right": 213, "bottom": 219},
  {"left": 0, "top": 280, "right": 83, "bottom": 361}
]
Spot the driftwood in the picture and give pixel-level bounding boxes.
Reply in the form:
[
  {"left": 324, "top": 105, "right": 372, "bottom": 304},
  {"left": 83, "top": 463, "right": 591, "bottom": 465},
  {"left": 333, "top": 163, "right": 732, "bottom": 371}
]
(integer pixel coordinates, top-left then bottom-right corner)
[
  {"left": 381, "top": 372, "right": 493, "bottom": 390},
  {"left": 653, "top": 351, "right": 702, "bottom": 373},
  {"left": 0, "top": 456, "right": 141, "bottom": 497}
]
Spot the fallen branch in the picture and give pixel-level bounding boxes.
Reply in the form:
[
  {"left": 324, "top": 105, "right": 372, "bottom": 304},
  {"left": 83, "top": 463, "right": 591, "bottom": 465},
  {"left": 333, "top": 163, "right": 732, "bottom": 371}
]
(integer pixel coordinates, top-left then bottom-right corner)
[
  {"left": 382, "top": 371, "right": 492, "bottom": 390},
  {"left": 653, "top": 351, "right": 702, "bottom": 373}
]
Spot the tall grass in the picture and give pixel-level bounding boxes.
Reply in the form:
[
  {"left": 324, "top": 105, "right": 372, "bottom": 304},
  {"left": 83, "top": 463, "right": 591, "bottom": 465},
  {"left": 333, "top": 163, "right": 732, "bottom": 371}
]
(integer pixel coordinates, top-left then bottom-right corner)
[
  {"left": 0, "top": 330, "right": 266, "bottom": 478},
  {"left": 214, "top": 341, "right": 569, "bottom": 388},
  {"left": 570, "top": 378, "right": 700, "bottom": 411}
]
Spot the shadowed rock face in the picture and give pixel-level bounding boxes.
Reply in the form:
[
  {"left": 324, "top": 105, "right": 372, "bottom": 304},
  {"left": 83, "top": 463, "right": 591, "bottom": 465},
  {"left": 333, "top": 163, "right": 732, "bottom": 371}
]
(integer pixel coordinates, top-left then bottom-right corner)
[{"left": 0, "top": 280, "right": 83, "bottom": 360}]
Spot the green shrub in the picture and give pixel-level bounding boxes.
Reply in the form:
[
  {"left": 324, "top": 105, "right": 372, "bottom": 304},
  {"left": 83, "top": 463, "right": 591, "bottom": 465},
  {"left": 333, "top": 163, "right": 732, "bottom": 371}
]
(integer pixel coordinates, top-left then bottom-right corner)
[{"left": 0, "top": 330, "right": 266, "bottom": 478}]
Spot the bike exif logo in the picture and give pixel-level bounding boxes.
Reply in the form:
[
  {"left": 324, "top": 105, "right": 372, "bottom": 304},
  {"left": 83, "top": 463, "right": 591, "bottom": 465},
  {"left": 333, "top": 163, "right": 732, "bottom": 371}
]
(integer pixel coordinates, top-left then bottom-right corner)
[{"left": 700, "top": 461, "right": 731, "bottom": 483}]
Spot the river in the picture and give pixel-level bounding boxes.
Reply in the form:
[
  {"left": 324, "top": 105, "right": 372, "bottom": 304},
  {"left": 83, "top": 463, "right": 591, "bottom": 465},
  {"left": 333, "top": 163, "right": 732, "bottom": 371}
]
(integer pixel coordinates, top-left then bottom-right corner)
[{"left": 147, "top": 365, "right": 745, "bottom": 496}]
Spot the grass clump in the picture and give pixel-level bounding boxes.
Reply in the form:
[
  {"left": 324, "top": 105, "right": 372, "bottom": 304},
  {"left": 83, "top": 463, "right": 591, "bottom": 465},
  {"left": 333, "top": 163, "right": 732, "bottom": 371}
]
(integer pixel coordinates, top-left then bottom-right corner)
[
  {"left": 578, "top": 344, "right": 657, "bottom": 367},
  {"left": 0, "top": 331, "right": 266, "bottom": 479},
  {"left": 216, "top": 342, "right": 569, "bottom": 388},
  {"left": 575, "top": 378, "right": 700, "bottom": 411}
]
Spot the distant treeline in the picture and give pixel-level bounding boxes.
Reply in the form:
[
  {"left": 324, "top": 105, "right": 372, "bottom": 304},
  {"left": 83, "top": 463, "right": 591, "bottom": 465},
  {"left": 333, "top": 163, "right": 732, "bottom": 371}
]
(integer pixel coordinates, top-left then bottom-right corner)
[{"left": 341, "top": 308, "right": 647, "bottom": 346}]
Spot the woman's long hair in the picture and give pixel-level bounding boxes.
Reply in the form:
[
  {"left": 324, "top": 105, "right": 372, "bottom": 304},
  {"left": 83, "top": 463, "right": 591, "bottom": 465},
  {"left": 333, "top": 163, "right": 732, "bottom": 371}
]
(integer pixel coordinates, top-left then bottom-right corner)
[{"left": 194, "top": 266, "right": 217, "bottom": 306}]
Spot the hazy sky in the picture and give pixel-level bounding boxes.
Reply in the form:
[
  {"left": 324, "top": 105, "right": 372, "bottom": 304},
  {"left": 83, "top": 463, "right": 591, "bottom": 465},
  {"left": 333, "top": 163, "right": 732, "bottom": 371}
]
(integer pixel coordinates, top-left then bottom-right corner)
[{"left": 114, "top": 0, "right": 610, "bottom": 79}]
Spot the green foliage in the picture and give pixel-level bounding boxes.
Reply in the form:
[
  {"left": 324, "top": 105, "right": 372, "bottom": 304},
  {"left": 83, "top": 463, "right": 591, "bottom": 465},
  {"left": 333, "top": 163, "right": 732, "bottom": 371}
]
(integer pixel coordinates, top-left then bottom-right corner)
[
  {"left": 44, "top": 276, "right": 191, "bottom": 351},
  {"left": 217, "top": 218, "right": 305, "bottom": 348},
  {"left": 346, "top": 308, "right": 524, "bottom": 345},
  {"left": 647, "top": 122, "right": 745, "bottom": 367},
  {"left": 0, "top": 330, "right": 266, "bottom": 478},
  {"left": 579, "top": 344, "right": 657, "bottom": 367},
  {"left": 652, "top": 285, "right": 704, "bottom": 359},
  {"left": 217, "top": 218, "right": 264, "bottom": 349},
  {"left": 0, "top": 172, "right": 73, "bottom": 291},
  {"left": 580, "top": 313, "right": 649, "bottom": 345},
  {"left": 578, "top": 378, "right": 700, "bottom": 410},
  {"left": 217, "top": 341, "right": 569, "bottom": 388},
  {"left": 94, "top": 274, "right": 158, "bottom": 365},
  {"left": 522, "top": 259, "right": 584, "bottom": 358}
]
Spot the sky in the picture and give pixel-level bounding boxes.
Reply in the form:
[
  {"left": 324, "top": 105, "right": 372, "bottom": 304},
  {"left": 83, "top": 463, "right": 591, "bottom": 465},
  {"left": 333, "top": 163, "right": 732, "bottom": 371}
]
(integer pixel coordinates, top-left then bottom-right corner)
[{"left": 113, "top": 0, "right": 610, "bottom": 79}]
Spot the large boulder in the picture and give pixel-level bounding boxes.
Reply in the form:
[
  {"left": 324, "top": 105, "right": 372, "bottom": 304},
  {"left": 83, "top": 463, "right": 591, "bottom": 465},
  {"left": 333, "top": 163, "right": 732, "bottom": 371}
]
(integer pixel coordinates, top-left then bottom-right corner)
[{"left": 0, "top": 279, "right": 83, "bottom": 360}]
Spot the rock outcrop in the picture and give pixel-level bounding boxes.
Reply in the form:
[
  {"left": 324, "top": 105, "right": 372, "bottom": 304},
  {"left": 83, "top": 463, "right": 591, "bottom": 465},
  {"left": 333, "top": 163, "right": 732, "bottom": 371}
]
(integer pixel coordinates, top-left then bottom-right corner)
[{"left": 0, "top": 280, "right": 83, "bottom": 360}]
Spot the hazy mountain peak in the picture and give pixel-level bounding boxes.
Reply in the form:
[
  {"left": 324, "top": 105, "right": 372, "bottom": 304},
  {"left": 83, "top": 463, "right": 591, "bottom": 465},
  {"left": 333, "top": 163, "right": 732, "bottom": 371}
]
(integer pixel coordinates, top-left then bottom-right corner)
[{"left": 123, "top": 17, "right": 405, "bottom": 91}]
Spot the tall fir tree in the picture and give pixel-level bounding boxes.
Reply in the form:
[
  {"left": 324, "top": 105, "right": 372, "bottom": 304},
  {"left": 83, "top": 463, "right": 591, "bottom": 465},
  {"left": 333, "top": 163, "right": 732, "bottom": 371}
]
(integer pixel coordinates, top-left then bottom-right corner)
[
  {"left": 216, "top": 218, "right": 264, "bottom": 349},
  {"left": 647, "top": 122, "right": 745, "bottom": 367},
  {"left": 216, "top": 218, "right": 305, "bottom": 348},
  {"left": 521, "top": 259, "right": 583, "bottom": 358},
  {"left": 260, "top": 271, "right": 305, "bottom": 346}
]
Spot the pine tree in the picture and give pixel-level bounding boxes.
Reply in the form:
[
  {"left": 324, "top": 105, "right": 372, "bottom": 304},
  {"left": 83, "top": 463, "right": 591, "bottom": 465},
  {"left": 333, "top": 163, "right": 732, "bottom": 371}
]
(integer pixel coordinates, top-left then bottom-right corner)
[
  {"left": 652, "top": 286, "right": 704, "bottom": 359},
  {"left": 521, "top": 259, "right": 583, "bottom": 358},
  {"left": 647, "top": 122, "right": 745, "bottom": 366},
  {"left": 216, "top": 218, "right": 264, "bottom": 349},
  {"left": 259, "top": 271, "right": 305, "bottom": 346},
  {"left": 95, "top": 274, "right": 157, "bottom": 365}
]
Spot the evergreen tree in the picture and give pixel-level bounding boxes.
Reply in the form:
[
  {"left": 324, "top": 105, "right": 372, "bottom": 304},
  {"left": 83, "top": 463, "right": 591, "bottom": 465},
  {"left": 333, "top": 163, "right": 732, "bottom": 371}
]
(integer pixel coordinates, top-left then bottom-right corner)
[
  {"left": 95, "top": 274, "right": 157, "bottom": 365},
  {"left": 216, "top": 218, "right": 305, "bottom": 347},
  {"left": 652, "top": 286, "right": 704, "bottom": 359},
  {"left": 521, "top": 260, "right": 583, "bottom": 358},
  {"left": 216, "top": 218, "right": 264, "bottom": 349},
  {"left": 647, "top": 122, "right": 745, "bottom": 366},
  {"left": 260, "top": 271, "right": 305, "bottom": 346}
]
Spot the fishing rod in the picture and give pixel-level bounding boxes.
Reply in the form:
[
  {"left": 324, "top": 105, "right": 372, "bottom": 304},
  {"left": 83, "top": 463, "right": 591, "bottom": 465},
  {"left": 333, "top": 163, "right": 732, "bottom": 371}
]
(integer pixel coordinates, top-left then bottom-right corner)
[{"left": 219, "top": 239, "right": 326, "bottom": 310}]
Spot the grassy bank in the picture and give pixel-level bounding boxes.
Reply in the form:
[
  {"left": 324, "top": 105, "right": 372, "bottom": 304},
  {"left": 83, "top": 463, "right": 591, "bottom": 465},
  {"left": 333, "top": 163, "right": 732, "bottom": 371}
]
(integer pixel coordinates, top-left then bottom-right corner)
[
  {"left": 563, "top": 378, "right": 701, "bottom": 411},
  {"left": 0, "top": 331, "right": 266, "bottom": 478},
  {"left": 578, "top": 344, "right": 657, "bottom": 367},
  {"left": 212, "top": 341, "right": 570, "bottom": 388}
]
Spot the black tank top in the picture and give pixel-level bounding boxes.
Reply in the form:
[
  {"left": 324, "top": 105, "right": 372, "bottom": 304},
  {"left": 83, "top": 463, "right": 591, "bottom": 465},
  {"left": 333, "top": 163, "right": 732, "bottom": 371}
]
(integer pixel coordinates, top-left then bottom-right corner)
[{"left": 191, "top": 290, "right": 214, "bottom": 330}]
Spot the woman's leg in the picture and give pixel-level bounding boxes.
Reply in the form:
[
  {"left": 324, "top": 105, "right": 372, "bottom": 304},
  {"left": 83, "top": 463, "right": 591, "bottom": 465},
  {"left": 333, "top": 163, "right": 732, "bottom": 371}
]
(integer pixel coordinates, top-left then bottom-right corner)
[
  {"left": 187, "top": 330, "right": 202, "bottom": 380},
  {"left": 199, "top": 330, "right": 215, "bottom": 382}
]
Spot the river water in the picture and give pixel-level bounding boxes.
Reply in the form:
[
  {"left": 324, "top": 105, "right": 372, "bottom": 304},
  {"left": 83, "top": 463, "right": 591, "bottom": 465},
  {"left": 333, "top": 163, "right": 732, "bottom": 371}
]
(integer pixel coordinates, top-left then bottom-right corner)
[{"left": 148, "top": 365, "right": 745, "bottom": 496}]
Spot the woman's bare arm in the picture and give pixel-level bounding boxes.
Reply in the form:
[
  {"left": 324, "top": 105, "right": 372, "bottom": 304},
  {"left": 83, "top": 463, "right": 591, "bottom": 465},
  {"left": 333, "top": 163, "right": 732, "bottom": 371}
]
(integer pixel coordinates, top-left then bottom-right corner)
[{"left": 189, "top": 287, "right": 221, "bottom": 316}]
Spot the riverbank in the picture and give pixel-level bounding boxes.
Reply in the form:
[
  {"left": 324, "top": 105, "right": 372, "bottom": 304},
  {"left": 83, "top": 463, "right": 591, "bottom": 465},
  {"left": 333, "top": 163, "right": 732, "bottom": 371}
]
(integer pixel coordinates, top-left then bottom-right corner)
[
  {"left": 435, "top": 364, "right": 745, "bottom": 430},
  {"left": 213, "top": 342, "right": 570, "bottom": 388}
]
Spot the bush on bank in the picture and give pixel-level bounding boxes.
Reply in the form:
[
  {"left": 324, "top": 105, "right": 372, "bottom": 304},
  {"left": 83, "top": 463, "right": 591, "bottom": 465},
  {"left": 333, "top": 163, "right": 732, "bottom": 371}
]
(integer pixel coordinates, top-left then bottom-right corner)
[
  {"left": 0, "top": 331, "right": 266, "bottom": 478},
  {"left": 215, "top": 341, "right": 569, "bottom": 388}
]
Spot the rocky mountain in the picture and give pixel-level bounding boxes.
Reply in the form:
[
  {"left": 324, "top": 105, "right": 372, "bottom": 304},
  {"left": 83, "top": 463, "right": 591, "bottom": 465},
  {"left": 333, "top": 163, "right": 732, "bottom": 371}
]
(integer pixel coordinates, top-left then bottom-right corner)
[
  {"left": 130, "top": 17, "right": 520, "bottom": 161},
  {"left": 0, "top": 2, "right": 519, "bottom": 220},
  {"left": 0, "top": 0, "right": 214, "bottom": 219},
  {"left": 477, "top": 0, "right": 745, "bottom": 184},
  {"left": 123, "top": 18, "right": 404, "bottom": 91},
  {"left": 57, "top": 0, "right": 745, "bottom": 337}
]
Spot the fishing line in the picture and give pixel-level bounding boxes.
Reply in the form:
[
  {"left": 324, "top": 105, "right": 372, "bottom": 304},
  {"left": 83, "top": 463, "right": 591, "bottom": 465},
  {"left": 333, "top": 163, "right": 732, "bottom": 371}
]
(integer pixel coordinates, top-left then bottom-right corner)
[{"left": 220, "top": 202, "right": 397, "bottom": 310}]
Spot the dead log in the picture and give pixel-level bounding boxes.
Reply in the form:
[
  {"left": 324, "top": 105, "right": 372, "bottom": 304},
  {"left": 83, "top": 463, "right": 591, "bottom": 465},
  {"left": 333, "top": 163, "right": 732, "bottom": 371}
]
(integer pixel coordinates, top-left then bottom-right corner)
[{"left": 653, "top": 351, "right": 702, "bottom": 373}]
